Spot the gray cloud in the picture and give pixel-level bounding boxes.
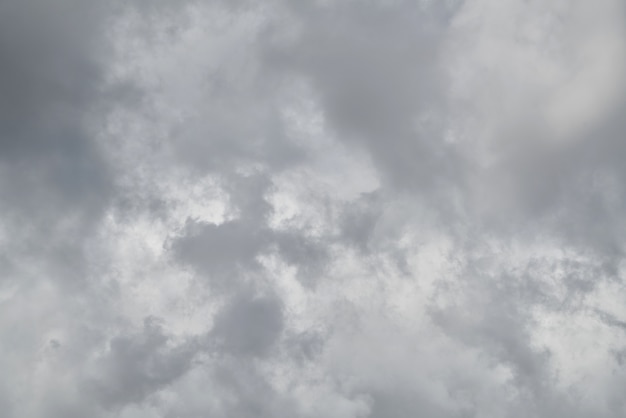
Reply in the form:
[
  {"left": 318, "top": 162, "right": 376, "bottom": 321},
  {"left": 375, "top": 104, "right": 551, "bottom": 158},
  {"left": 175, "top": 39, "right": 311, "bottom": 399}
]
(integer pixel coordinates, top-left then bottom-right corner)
[
  {"left": 210, "top": 291, "right": 284, "bottom": 358},
  {"left": 0, "top": 0, "right": 116, "bottom": 293},
  {"left": 266, "top": 0, "right": 467, "bottom": 192},
  {"left": 3, "top": 0, "right": 626, "bottom": 417},
  {"left": 87, "top": 317, "right": 198, "bottom": 409}
]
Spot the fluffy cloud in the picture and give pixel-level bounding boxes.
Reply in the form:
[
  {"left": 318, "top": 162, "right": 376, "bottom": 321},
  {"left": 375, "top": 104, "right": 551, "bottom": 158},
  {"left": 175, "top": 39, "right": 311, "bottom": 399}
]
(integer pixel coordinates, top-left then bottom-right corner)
[{"left": 2, "top": 0, "right": 626, "bottom": 417}]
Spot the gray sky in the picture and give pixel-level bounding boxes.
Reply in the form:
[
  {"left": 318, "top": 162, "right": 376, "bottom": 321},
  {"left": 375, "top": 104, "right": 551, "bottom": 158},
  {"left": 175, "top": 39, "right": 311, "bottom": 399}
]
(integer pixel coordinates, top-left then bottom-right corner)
[{"left": 2, "top": 1, "right": 626, "bottom": 417}]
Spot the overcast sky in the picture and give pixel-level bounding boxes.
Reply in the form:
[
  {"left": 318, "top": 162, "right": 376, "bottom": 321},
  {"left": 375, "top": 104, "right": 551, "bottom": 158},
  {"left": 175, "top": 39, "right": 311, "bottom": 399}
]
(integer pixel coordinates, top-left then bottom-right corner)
[{"left": 2, "top": 0, "right": 626, "bottom": 417}]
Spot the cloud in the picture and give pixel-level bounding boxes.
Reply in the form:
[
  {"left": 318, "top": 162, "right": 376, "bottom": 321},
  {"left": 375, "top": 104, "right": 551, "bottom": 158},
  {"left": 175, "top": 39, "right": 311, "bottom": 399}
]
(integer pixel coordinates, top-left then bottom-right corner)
[
  {"left": 87, "top": 317, "right": 198, "bottom": 409},
  {"left": 2, "top": 0, "right": 626, "bottom": 417},
  {"left": 210, "top": 291, "right": 284, "bottom": 358},
  {"left": 265, "top": 0, "right": 466, "bottom": 192}
]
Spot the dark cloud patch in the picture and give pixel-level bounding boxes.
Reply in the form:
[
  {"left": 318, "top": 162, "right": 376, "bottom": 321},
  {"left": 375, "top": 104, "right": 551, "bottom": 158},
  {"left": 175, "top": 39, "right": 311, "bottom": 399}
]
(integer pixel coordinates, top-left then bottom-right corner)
[
  {"left": 266, "top": 0, "right": 467, "bottom": 192},
  {"left": 284, "top": 330, "right": 324, "bottom": 363},
  {"left": 171, "top": 173, "right": 273, "bottom": 287},
  {"left": 595, "top": 309, "right": 626, "bottom": 332},
  {"left": 431, "top": 302, "right": 550, "bottom": 394},
  {"left": 173, "top": 219, "right": 270, "bottom": 287},
  {"left": 0, "top": 0, "right": 114, "bottom": 214},
  {"left": 274, "top": 231, "right": 329, "bottom": 282},
  {"left": 210, "top": 292, "right": 284, "bottom": 358},
  {"left": 172, "top": 215, "right": 328, "bottom": 290},
  {"left": 0, "top": 1, "right": 105, "bottom": 130},
  {"left": 207, "top": 360, "right": 298, "bottom": 418},
  {"left": 338, "top": 191, "right": 383, "bottom": 252},
  {"left": 172, "top": 172, "right": 330, "bottom": 288},
  {"left": 173, "top": 107, "right": 305, "bottom": 175},
  {"left": 367, "top": 390, "right": 451, "bottom": 418},
  {"left": 87, "top": 317, "right": 198, "bottom": 409},
  {"left": 0, "top": 0, "right": 118, "bottom": 291}
]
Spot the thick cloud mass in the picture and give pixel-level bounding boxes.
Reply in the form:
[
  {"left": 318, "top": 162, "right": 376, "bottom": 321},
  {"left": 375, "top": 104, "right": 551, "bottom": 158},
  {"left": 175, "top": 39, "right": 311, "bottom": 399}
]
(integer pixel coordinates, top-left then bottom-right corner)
[{"left": 2, "top": 1, "right": 626, "bottom": 417}]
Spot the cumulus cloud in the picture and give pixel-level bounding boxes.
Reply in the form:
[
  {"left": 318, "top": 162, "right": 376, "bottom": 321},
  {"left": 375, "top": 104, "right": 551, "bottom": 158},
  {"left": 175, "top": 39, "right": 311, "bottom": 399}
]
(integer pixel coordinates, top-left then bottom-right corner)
[{"left": 2, "top": 0, "right": 626, "bottom": 417}]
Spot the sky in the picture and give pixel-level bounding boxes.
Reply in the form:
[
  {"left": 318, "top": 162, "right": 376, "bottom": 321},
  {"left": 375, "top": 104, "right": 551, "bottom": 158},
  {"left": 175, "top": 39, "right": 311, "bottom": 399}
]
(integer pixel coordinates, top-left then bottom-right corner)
[{"left": 2, "top": 0, "right": 626, "bottom": 417}]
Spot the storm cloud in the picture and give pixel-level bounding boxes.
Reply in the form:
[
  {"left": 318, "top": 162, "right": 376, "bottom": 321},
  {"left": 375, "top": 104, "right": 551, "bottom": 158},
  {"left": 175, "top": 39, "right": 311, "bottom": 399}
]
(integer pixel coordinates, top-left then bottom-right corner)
[{"left": 2, "top": 0, "right": 626, "bottom": 417}]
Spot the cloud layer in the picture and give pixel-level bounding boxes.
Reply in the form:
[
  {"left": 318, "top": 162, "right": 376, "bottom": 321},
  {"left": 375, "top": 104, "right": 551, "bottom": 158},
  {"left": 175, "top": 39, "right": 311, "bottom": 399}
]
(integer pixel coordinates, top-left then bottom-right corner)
[{"left": 2, "top": 1, "right": 626, "bottom": 417}]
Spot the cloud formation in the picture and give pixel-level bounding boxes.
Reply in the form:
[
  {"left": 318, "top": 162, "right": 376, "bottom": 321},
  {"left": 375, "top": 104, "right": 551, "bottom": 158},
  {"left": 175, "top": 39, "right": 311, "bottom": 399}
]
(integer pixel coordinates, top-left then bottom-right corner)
[{"left": 2, "top": 0, "right": 626, "bottom": 417}]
